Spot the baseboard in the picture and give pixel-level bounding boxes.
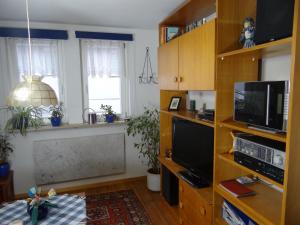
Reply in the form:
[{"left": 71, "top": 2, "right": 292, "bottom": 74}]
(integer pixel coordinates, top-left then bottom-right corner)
[{"left": 15, "top": 176, "right": 147, "bottom": 200}]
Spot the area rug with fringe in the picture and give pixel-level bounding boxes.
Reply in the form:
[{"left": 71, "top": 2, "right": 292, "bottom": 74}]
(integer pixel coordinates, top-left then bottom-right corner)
[{"left": 85, "top": 189, "right": 152, "bottom": 225}]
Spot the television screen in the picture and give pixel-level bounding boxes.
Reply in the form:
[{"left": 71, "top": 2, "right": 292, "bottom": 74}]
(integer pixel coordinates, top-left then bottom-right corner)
[{"left": 172, "top": 117, "right": 214, "bottom": 182}]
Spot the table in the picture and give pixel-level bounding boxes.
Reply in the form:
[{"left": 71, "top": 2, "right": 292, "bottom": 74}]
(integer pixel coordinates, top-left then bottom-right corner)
[
  {"left": 0, "top": 194, "right": 86, "bottom": 225},
  {"left": 0, "top": 171, "right": 14, "bottom": 203}
]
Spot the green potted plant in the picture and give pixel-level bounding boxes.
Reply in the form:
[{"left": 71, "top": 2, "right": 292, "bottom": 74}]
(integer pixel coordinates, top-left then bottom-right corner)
[
  {"left": 5, "top": 106, "right": 43, "bottom": 136},
  {"left": 100, "top": 104, "right": 116, "bottom": 123},
  {"left": 49, "top": 104, "right": 64, "bottom": 127},
  {"left": 0, "top": 134, "right": 13, "bottom": 177},
  {"left": 127, "top": 108, "right": 160, "bottom": 191}
]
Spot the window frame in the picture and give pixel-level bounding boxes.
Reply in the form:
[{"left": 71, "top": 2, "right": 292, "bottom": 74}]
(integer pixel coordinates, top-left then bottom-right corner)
[{"left": 80, "top": 40, "right": 128, "bottom": 118}]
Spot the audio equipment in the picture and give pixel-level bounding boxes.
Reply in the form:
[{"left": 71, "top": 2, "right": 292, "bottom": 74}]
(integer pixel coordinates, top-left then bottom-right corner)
[
  {"left": 233, "top": 133, "right": 285, "bottom": 184},
  {"left": 255, "top": 0, "right": 295, "bottom": 45},
  {"left": 162, "top": 165, "right": 179, "bottom": 205}
]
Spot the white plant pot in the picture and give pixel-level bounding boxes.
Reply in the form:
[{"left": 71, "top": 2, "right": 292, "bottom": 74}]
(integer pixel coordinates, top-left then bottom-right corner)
[{"left": 147, "top": 169, "right": 161, "bottom": 192}]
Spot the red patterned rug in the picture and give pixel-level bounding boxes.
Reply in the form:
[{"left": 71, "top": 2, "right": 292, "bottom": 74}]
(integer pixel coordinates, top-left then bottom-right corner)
[{"left": 85, "top": 189, "right": 152, "bottom": 225}]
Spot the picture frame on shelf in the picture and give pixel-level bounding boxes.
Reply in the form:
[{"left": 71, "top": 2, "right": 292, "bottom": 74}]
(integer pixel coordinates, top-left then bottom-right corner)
[
  {"left": 168, "top": 97, "right": 181, "bottom": 111},
  {"left": 166, "top": 27, "right": 180, "bottom": 42}
]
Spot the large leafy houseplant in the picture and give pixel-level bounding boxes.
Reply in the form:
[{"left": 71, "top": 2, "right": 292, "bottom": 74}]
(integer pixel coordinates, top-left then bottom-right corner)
[
  {"left": 5, "top": 106, "right": 43, "bottom": 136},
  {"left": 127, "top": 108, "right": 160, "bottom": 174}
]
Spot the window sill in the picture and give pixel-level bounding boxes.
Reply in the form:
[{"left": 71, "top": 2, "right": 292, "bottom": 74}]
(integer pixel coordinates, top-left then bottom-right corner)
[{"left": 24, "top": 120, "right": 127, "bottom": 133}]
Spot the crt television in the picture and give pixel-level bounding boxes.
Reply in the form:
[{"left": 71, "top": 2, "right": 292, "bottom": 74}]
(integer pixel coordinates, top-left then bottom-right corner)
[{"left": 172, "top": 117, "right": 214, "bottom": 182}]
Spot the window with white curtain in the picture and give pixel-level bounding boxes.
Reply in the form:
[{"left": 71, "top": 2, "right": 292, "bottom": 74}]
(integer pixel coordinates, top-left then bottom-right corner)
[
  {"left": 0, "top": 38, "right": 65, "bottom": 120},
  {"left": 81, "top": 39, "right": 127, "bottom": 115}
]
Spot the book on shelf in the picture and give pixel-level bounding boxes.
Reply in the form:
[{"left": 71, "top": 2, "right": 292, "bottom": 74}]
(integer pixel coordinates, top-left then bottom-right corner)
[{"left": 219, "top": 179, "right": 256, "bottom": 198}]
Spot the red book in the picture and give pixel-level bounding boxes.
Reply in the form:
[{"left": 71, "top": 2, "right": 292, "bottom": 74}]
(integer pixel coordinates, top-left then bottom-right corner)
[{"left": 219, "top": 180, "right": 256, "bottom": 198}]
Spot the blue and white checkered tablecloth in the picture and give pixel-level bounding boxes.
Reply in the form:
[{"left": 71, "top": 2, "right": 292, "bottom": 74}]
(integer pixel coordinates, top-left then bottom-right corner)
[{"left": 0, "top": 194, "right": 86, "bottom": 225}]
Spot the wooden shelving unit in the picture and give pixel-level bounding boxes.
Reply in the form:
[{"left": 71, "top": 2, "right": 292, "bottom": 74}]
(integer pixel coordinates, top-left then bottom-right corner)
[
  {"left": 158, "top": 0, "right": 300, "bottom": 224},
  {"left": 217, "top": 37, "right": 292, "bottom": 58},
  {"left": 218, "top": 153, "right": 284, "bottom": 189},
  {"left": 219, "top": 119, "right": 286, "bottom": 143},
  {"left": 214, "top": 1, "right": 300, "bottom": 225},
  {"left": 160, "top": 109, "right": 215, "bottom": 128}
]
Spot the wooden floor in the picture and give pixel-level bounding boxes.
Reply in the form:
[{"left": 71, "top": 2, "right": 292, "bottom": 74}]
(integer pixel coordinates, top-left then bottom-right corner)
[{"left": 81, "top": 178, "right": 179, "bottom": 225}]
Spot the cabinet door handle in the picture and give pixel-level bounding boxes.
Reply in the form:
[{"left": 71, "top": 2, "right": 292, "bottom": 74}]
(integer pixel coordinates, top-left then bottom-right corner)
[
  {"left": 179, "top": 76, "right": 183, "bottom": 82},
  {"left": 200, "top": 207, "right": 206, "bottom": 216},
  {"left": 174, "top": 77, "right": 178, "bottom": 82},
  {"left": 179, "top": 202, "right": 183, "bottom": 209}
]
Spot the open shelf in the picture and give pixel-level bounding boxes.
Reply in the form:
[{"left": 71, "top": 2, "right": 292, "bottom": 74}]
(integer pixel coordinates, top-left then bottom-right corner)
[
  {"left": 218, "top": 119, "right": 286, "bottom": 143},
  {"left": 215, "top": 181, "right": 282, "bottom": 225},
  {"left": 218, "top": 153, "right": 284, "bottom": 189},
  {"left": 158, "top": 156, "right": 213, "bottom": 204},
  {"left": 215, "top": 217, "right": 228, "bottom": 225},
  {"left": 160, "top": 109, "right": 215, "bottom": 128},
  {"left": 217, "top": 37, "right": 292, "bottom": 59},
  {"left": 158, "top": 156, "right": 184, "bottom": 177}
]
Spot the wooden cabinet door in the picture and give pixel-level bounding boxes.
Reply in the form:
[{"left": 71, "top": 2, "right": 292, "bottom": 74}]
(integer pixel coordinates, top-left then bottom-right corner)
[
  {"left": 179, "top": 19, "right": 216, "bottom": 90},
  {"left": 179, "top": 180, "right": 213, "bottom": 225},
  {"left": 158, "top": 39, "right": 179, "bottom": 90}
]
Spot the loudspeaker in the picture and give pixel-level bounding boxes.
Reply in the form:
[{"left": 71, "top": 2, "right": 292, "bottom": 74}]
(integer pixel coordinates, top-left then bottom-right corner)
[
  {"left": 162, "top": 165, "right": 179, "bottom": 205},
  {"left": 255, "top": 0, "right": 295, "bottom": 45}
]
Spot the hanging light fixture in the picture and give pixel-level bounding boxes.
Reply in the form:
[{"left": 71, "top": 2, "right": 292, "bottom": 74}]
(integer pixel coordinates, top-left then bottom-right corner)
[
  {"left": 138, "top": 47, "right": 158, "bottom": 84},
  {"left": 7, "top": 0, "right": 58, "bottom": 107}
]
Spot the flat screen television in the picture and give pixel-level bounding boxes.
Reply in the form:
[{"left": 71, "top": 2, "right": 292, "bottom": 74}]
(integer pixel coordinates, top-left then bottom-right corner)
[{"left": 172, "top": 117, "right": 214, "bottom": 183}]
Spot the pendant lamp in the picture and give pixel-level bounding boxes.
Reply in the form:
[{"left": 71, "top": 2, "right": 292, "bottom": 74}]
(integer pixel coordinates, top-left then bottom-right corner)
[{"left": 7, "top": 0, "right": 58, "bottom": 107}]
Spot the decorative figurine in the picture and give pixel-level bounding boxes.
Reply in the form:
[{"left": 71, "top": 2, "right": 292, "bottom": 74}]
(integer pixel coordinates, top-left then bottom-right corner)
[
  {"left": 240, "top": 17, "right": 256, "bottom": 48},
  {"left": 26, "top": 187, "right": 57, "bottom": 225}
]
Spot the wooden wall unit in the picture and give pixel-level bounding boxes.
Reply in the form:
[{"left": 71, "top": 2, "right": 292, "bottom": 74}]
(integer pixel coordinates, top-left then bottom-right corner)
[
  {"left": 158, "top": 1, "right": 216, "bottom": 225},
  {"left": 214, "top": 1, "right": 300, "bottom": 225},
  {"left": 159, "top": 0, "right": 300, "bottom": 225}
]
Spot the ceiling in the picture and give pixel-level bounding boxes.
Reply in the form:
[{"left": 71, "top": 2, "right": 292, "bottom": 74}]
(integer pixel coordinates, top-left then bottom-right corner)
[{"left": 0, "top": 0, "right": 186, "bottom": 29}]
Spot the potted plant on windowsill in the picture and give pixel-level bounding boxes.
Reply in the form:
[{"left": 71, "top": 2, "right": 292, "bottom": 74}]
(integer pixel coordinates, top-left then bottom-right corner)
[
  {"left": 49, "top": 104, "right": 64, "bottom": 127},
  {"left": 5, "top": 106, "right": 43, "bottom": 136},
  {"left": 100, "top": 104, "right": 116, "bottom": 123},
  {"left": 127, "top": 108, "right": 160, "bottom": 191},
  {"left": 0, "top": 134, "right": 14, "bottom": 177}
]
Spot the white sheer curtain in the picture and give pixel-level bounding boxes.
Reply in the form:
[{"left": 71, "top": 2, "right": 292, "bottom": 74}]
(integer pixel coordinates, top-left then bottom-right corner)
[
  {"left": 81, "top": 39, "right": 125, "bottom": 78},
  {"left": 1, "top": 38, "right": 65, "bottom": 100},
  {"left": 14, "top": 38, "right": 59, "bottom": 77},
  {"left": 81, "top": 39, "right": 126, "bottom": 115}
]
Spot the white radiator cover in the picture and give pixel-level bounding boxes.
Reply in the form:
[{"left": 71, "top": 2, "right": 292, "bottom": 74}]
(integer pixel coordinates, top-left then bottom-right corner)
[{"left": 33, "top": 133, "right": 125, "bottom": 185}]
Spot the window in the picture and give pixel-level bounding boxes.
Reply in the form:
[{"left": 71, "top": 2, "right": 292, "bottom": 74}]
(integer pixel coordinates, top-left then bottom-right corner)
[
  {"left": 81, "top": 39, "right": 126, "bottom": 115},
  {"left": 12, "top": 38, "right": 63, "bottom": 100},
  {"left": 5, "top": 38, "right": 65, "bottom": 119}
]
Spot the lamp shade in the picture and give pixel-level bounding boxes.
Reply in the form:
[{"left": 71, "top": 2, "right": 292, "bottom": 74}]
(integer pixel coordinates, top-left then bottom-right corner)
[{"left": 7, "top": 75, "right": 58, "bottom": 107}]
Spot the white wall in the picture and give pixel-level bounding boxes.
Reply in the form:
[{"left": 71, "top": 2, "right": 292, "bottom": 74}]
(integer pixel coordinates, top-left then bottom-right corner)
[{"left": 0, "top": 20, "right": 160, "bottom": 194}]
